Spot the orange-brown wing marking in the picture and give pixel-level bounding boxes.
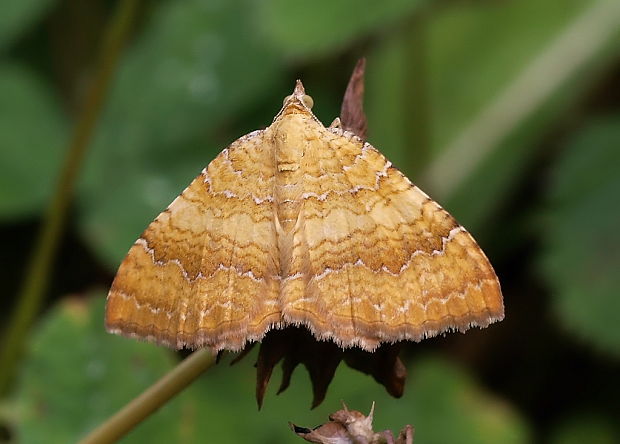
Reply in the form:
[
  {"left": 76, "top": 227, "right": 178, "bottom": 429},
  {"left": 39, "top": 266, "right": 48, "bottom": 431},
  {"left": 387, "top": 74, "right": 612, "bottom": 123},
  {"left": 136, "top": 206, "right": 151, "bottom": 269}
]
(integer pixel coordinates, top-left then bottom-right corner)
[
  {"left": 105, "top": 130, "right": 282, "bottom": 351},
  {"left": 281, "top": 127, "right": 504, "bottom": 351}
]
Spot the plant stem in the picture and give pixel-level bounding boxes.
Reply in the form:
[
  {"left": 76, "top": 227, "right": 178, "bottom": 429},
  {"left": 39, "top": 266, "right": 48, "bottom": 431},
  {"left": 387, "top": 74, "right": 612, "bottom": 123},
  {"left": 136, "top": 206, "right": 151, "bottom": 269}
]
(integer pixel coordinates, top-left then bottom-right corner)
[
  {"left": 421, "top": 0, "right": 620, "bottom": 200},
  {"left": 78, "top": 348, "right": 215, "bottom": 444},
  {"left": 0, "top": 0, "right": 141, "bottom": 395}
]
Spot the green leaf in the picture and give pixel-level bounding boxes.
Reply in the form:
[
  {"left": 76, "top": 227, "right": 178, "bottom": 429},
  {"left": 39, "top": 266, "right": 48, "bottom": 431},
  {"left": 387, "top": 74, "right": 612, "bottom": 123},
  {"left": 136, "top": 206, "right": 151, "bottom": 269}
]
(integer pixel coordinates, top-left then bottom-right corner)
[
  {"left": 13, "top": 294, "right": 527, "bottom": 443},
  {"left": 0, "top": 0, "right": 55, "bottom": 50},
  {"left": 358, "top": 356, "right": 530, "bottom": 444},
  {"left": 431, "top": 0, "right": 620, "bottom": 229},
  {"left": 366, "top": 0, "right": 620, "bottom": 230},
  {"left": 257, "top": 0, "right": 423, "bottom": 57},
  {"left": 80, "top": 164, "right": 203, "bottom": 268},
  {"left": 79, "top": 0, "right": 282, "bottom": 269},
  {"left": 426, "top": 0, "right": 595, "bottom": 152},
  {"left": 14, "top": 295, "right": 179, "bottom": 443},
  {"left": 0, "top": 63, "right": 67, "bottom": 219},
  {"left": 92, "top": 0, "right": 280, "bottom": 162},
  {"left": 540, "top": 115, "right": 620, "bottom": 356}
]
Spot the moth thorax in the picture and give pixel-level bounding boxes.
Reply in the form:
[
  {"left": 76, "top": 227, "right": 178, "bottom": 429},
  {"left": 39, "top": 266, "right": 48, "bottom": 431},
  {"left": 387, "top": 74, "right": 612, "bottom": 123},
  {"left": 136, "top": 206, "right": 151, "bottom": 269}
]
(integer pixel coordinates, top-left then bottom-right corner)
[
  {"left": 273, "top": 115, "right": 307, "bottom": 232},
  {"left": 274, "top": 170, "right": 302, "bottom": 232}
]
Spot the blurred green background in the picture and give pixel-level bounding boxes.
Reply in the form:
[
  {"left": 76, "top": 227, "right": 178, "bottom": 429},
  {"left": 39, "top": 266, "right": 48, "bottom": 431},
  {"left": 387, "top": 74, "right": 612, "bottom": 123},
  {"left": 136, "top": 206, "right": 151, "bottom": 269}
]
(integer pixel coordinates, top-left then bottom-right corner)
[{"left": 1, "top": 0, "right": 620, "bottom": 442}]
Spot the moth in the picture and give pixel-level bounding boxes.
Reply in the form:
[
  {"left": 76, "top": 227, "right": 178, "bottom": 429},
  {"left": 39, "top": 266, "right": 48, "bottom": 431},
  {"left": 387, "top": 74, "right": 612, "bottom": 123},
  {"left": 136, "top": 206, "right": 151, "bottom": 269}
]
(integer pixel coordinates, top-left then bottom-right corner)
[{"left": 106, "top": 81, "right": 504, "bottom": 353}]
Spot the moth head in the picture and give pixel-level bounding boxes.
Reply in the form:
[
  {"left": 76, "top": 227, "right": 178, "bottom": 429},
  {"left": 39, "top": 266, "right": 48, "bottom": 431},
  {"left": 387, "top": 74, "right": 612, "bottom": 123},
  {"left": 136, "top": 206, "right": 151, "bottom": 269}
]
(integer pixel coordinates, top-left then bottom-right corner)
[
  {"left": 282, "top": 93, "right": 314, "bottom": 110},
  {"left": 282, "top": 79, "right": 314, "bottom": 110}
]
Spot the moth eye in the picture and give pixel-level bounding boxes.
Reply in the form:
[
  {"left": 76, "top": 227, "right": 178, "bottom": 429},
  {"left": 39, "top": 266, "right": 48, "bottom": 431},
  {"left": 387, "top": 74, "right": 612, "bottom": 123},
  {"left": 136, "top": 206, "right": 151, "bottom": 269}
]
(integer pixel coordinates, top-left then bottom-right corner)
[
  {"left": 301, "top": 94, "right": 314, "bottom": 109},
  {"left": 282, "top": 94, "right": 314, "bottom": 109}
]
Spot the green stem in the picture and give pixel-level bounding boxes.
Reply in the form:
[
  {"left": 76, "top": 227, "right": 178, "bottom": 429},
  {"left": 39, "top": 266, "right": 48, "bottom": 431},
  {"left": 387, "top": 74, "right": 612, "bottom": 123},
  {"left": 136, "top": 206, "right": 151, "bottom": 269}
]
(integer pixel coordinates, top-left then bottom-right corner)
[
  {"left": 0, "top": 0, "right": 141, "bottom": 395},
  {"left": 422, "top": 0, "right": 620, "bottom": 199},
  {"left": 78, "top": 348, "right": 215, "bottom": 444}
]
